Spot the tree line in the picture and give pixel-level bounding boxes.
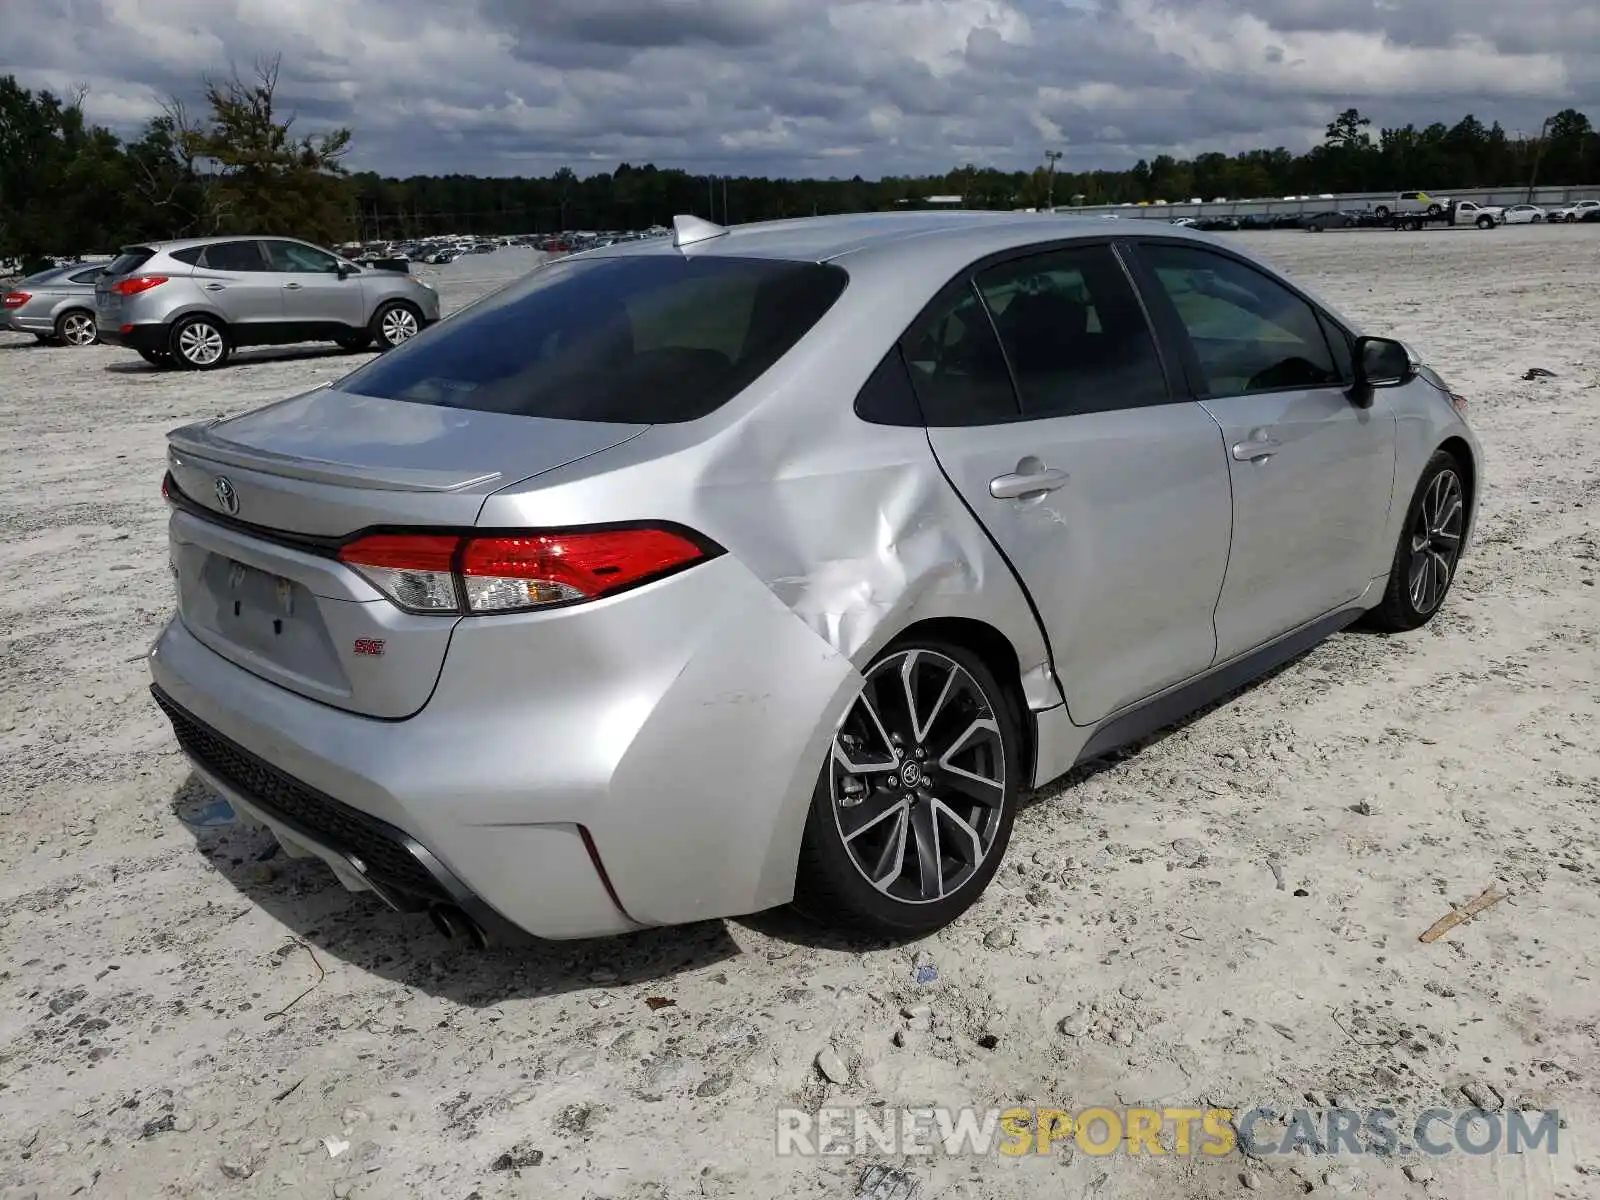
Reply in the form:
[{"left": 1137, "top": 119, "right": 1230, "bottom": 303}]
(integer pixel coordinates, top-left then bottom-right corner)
[{"left": 2, "top": 56, "right": 1596, "bottom": 269}]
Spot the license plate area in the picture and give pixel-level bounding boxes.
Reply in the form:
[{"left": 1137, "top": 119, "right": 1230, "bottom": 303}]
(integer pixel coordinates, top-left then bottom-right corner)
[
  {"left": 212, "top": 557, "right": 299, "bottom": 633},
  {"left": 181, "top": 550, "right": 349, "bottom": 693}
]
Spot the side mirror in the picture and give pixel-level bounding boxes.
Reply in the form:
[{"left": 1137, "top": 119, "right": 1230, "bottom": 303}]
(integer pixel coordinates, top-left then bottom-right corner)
[
  {"left": 336, "top": 263, "right": 353, "bottom": 280},
  {"left": 1354, "top": 335, "right": 1418, "bottom": 390}
]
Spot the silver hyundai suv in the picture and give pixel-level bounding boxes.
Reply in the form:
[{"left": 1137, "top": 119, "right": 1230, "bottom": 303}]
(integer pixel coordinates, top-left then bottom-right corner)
[{"left": 96, "top": 236, "right": 442, "bottom": 369}]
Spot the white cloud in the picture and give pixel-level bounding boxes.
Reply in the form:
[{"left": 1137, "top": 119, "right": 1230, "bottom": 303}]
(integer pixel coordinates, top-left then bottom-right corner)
[{"left": 1, "top": 0, "right": 1593, "bottom": 177}]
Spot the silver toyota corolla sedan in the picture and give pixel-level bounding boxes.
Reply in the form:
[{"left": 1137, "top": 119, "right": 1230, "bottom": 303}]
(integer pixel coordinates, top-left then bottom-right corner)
[{"left": 148, "top": 211, "right": 1480, "bottom": 946}]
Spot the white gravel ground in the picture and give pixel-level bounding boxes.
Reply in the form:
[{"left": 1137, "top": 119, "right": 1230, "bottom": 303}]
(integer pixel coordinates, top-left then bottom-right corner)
[{"left": 1, "top": 228, "right": 1598, "bottom": 1200}]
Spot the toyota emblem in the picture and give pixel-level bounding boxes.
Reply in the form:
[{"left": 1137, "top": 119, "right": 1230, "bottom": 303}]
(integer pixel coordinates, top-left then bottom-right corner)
[{"left": 214, "top": 476, "right": 240, "bottom": 515}]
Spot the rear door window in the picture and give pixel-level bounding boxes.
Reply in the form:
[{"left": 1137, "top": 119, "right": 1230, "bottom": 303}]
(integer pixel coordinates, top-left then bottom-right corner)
[
  {"left": 340, "top": 255, "right": 848, "bottom": 423},
  {"left": 200, "top": 241, "right": 270, "bottom": 272},
  {"left": 974, "top": 244, "right": 1170, "bottom": 417},
  {"left": 898, "top": 285, "right": 1019, "bottom": 425}
]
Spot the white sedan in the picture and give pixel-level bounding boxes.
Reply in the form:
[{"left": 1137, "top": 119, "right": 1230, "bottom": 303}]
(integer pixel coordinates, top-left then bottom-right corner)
[{"left": 1501, "top": 204, "right": 1546, "bottom": 225}]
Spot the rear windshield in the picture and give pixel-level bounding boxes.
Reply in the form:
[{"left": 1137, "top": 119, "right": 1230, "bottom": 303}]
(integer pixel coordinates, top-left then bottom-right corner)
[
  {"left": 105, "top": 248, "right": 155, "bottom": 277},
  {"left": 339, "top": 255, "right": 849, "bottom": 423}
]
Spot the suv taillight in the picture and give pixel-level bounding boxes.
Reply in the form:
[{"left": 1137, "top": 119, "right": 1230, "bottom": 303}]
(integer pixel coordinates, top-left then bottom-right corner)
[
  {"left": 337, "top": 527, "right": 718, "bottom": 615},
  {"left": 2, "top": 291, "right": 28, "bottom": 309},
  {"left": 111, "top": 275, "right": 169, "bottom": 296}
]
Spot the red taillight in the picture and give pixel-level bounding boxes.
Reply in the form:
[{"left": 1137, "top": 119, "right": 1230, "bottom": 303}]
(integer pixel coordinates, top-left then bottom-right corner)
[
  {"left": 2, "top": 291, "right": 29, "bottom": 309},
  {"left": 111, "top": 275, "right": 168, "bottom": 297},
  {"left": 336, "top": 528, "right": 712, "bottom": 615},
  {"left": 161, "top": 472, "right": 172, "bottom": 501}
]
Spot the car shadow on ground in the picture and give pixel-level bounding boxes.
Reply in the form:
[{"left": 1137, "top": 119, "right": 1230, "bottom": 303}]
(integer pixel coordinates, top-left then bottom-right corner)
[
  {"left": 168, "top": 771, "right": 741, "bottom": 1007},
  {"left": 103, "top": 344, "right": 371, "bottom": 374}
]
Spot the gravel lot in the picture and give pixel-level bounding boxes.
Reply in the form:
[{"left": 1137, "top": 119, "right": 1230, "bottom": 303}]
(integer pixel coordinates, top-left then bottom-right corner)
[{"left": 2, "top": 229, "right": 1598, "bottom": 1200}]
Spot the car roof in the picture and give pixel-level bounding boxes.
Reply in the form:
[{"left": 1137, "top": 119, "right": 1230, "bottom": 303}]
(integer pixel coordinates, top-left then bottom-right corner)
[
  {"left": 578, "top": 208, "right": 1243, "bottom": 300},
  {"left": 578, "top": 210, "right": 1173, "bottom": 265},
  {"left": 123, "top": 234, "right": 320, "bottom": 252},
  {"left": 575, "top": 208, "right": 1360, "bottom": 337}
]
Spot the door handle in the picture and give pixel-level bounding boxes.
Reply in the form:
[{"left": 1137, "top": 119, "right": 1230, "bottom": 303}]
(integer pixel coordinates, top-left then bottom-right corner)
[
  {"left": 203, "top": 283, "right": 225, "bottom": 291},
  {"left": 989, "top": 467, "right": 1069, "bottom": 499},
  {"left": 283, "top": 282, "right": 302, "bottom": 290},
  {"left": 1231, "top": 434, "right": 1281, "bottom": 461}
]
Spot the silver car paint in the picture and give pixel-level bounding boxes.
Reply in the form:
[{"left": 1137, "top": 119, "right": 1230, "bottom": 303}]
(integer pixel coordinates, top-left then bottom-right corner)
[
  {"left": 96, "top": 236, "right": 441, "bottom": 341},
  {"left": 1, "top": 264, "right": 102, "bottom": 340},
  {"left": 149, "top": 211, "right": 1481, "bottom": 939}
]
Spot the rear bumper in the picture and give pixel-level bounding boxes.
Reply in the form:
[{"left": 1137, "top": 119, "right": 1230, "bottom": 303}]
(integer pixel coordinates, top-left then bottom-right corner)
[
  {"left": 100, "top": 321, "right": 170, "bottom": 353},
  {"left": 147, "top": 554, "right": 860, "bottom": 940},
  {"left": 1, "top": 310, "right": 52, "bottom": 334}
]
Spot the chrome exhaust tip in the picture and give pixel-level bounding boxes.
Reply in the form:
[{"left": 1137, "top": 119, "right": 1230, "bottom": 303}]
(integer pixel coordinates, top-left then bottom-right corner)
[{"left": 429, "top": 903, "right": 488, "bottom": 949}]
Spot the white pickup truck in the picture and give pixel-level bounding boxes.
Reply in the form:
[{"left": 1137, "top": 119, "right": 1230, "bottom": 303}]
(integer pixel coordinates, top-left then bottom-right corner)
[{"left": 1386, "top": 198, "right": 1503, "bottom": 230}]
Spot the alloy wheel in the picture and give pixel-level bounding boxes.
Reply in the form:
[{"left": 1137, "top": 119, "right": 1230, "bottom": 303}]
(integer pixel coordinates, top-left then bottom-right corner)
[
  {"left": 380, "top": 307, "right": 419, "bottom": 345},
  {"left": 60, "top": 313, "right": 97, "bottom": 346},
  {"left": 178, "top": 322, "right": 225, "bottom": 366},
  {"left": 1407, "top": 468, "right": 1464, "bottom": 616},
  {"left": 829, "top": 649, "right": 1007, "bottom": 904}
]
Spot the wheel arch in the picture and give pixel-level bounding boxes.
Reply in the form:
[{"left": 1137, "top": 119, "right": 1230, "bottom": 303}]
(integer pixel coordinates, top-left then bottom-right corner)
[
  {"left": 880, "top": 615, "right": 1036, "bottom": 785},
  {"left": 1437, "top": 434, "right": 1478, "bottom": 542}
]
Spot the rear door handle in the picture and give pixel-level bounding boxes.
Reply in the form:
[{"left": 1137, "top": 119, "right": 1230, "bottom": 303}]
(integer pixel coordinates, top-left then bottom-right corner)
[
  {"left": 1231, "top": 434, "right": 1281, "bottom": 461},
  {"left": 203, "top": 283, "right": 225, "bottom": 291},
  {"left": 283, "top": 282, "right": 302, "bottom": 290},
  {"left": 989, "top": 467, "right": 1069, "bottom": 499}
]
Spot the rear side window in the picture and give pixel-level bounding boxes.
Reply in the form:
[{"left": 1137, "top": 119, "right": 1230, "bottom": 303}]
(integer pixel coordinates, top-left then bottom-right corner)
[
  {"left": 68, "top": 268, "right": 104, "bottom": 285},
  {"left": 340, "top": 256, "right": 848, "bottom": 423},
  {"left": 105, "top": 248, "right": 154, "bottom": 277},
  {"left": 169, "top": 247, "right": 204, "bottom": 267},
  {"left": 975, "top": 245, "right": 1169, "bottom": 417}
]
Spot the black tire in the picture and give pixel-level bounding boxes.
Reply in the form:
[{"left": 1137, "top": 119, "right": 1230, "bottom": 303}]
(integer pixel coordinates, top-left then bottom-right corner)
[
  {"left": 334, "top": 330, "right": 373, "bottom": 352},
  {"left": 1532, "top": 214, "right": 1543, "bottom": 223},
  {"left": 1426, "top": 203, "right": 1443, "bottom": 217},
  {"left": 1374, "top": 205, "right": 1390, "bottom": 219},
  {"left": 54, "top": 309, "right": 98, "bottom": 347},
  {"left": 1566, "top": 213, "right": 1577, "bottom": 223},
  {"left": 370, "top": 302, "right": 422, "bottom": 350},
  {"left": 792, "top": 639, "right": 1022, "bottom": 938},
  {"left": 1476, "top": 216, "right": 1494, "bottom": 229},
  {"left": 169, "top": 315, "right": 231, "bottom": 370},
  {"left": 1306, "top": 223, "right": 1323, "bottom": 233},
  {"left": 1364, "top": 451, "right": 1468, "bottom": 633},
  {"left": 137, "top": 348, "right": 171, "bottom": 367}
]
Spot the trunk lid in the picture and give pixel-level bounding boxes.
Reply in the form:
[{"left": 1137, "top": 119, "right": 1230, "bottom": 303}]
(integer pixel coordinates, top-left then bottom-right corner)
[{"left": 165, "top": 386, "right": 648, "bottom": 718}]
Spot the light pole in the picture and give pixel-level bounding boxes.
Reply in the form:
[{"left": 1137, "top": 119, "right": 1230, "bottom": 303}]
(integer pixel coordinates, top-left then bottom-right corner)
[{"left": 1044, "top": 150, "right": 1063, "bottom": 211}]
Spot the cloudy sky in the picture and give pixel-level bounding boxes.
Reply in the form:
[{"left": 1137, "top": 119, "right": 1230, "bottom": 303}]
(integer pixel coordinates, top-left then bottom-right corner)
[{"left": 7, "top": 0, "right": 1597, "bottom": 179}]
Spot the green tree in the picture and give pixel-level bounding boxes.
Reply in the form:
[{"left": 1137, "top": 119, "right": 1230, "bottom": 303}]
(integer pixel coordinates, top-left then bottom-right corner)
[{"left": 182, "top": 55, "right": 354, "bottom": 244}]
